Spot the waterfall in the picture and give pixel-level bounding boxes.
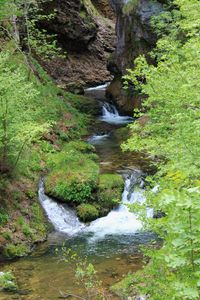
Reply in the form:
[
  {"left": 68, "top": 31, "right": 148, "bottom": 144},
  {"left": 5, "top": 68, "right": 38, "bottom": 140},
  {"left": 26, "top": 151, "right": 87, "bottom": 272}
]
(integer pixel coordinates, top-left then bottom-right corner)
[
  {"left": 100, "top": 102, "right": 133, "bottom": 125},
  {"left": 38, "top": 83, "right": 145, "bottom": 240},
  {"left": 38, "top": 179, "right": 85, "bottom": 235},
  {"left": 86, "top": 170, "right": 145, "bottom": 241},
  {"left": 87, "top": 134, "right": 109, "bottom": 144},
  {"left": 38, "top": 171, "right": 148, "bottom": 241}
]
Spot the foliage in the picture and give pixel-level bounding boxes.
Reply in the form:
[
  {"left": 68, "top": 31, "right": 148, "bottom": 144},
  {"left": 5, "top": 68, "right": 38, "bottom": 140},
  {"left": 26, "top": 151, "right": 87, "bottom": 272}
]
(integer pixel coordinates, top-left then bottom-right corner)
[
  {"left": 3, "top": 243, "right": 30, "bottom": 258},
  {"left": 77, "top": 204, "right": 99, "bottom": 222},
  {"left": 0, "top": 209, "right": 9, "bottom": 227},
  {"left": 0, "top": 0, "right": 64, "bottom": 60},
  {"left": 122, "top": 0, "right": 200, "bottom": 298},
  {"left": 60, "top": 248, "right": 108, "bottom": 300},
  {"left": 0, "top": 272, "right": 18, "bottom": 292},
  {"left": 0, "top": 51, "right": 49, "bottom": 172}
]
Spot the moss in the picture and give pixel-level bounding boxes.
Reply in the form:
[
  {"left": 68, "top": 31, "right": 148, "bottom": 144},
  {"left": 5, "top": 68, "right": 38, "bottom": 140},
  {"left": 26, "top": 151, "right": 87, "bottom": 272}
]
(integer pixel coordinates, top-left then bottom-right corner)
[
  {"left": 45, "top": 141, "right": 99, "bottom": 204},
  {"left": 99, "top": 174, "right": 124, "bottom": 190},
  {"left": 30, "top": 203, "right": 48, "bottom": 240},
  {"left": 98, "top": 174, "right": 124, "bottom": 213},
  {"left": 65, "top": 92, "right": 100, "bottom": 116},
  {"left": 77, "top": 203, "right": 99, "bottom": 222},
  {"left": 3, "top": 243, "right": 30, "bottom": 258}
]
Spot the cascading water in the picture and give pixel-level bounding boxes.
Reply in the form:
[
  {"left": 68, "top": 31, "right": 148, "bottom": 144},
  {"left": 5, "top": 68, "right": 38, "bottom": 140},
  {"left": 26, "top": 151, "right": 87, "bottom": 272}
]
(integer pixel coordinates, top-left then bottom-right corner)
[
  {"left": 86, "top": 170, "right": 145, "bottom": 241},
  {"left": 85, "top": 82, "right": 133, "bottom": 125},
  {"left": 38, "top": 179, "right": 85, "bottom": 235},
  {"left": 38, "top": 83, "right": 147, "bottom": 240},
  {"left": 2, "top": 83, "right": 154, "bottom": 300},
  {"left": 100, "top": 102, "right": 133, "bottom": 125},
  {"left": 38, "top": 171, "right": 147, "bottom": 241}
]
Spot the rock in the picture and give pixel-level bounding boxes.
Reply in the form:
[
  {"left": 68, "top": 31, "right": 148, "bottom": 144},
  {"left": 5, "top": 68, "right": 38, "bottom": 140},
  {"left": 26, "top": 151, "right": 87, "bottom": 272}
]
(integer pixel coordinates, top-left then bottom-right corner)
[
  {"left": 64, "top": 82, "right": 85, "bottom": 95},
  {"left": 107, "top": 0, "right": 164, "bottom": 114},
  {"left": 38, "top": 0, "right": 116, "bottom": 88}
]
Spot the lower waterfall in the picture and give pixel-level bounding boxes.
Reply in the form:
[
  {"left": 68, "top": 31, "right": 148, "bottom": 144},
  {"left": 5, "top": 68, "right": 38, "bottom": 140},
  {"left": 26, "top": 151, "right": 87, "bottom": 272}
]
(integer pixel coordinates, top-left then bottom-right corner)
[{"left": 39, "top": 170, "right": 148, "bottom": 241}]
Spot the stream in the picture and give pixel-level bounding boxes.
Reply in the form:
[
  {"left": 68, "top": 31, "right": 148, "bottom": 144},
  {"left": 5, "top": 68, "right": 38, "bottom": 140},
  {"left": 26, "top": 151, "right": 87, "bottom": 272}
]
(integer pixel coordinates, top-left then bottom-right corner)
[{"left": 0, "top": 84, "right": 154, "bottom": 300}]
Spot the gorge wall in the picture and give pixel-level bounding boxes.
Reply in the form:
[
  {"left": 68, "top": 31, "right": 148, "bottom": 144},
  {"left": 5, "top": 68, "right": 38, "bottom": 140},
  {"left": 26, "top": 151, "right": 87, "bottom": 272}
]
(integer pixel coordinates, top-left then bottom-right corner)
[
  {"left": 39, "top": 0, "right": 115, "bottom": 93},
  {"left": 107, "top": 0, "right": 164, "bottom": 114},
  {"left": 40, "top": 0, "right": 164, "bottom": 109}
]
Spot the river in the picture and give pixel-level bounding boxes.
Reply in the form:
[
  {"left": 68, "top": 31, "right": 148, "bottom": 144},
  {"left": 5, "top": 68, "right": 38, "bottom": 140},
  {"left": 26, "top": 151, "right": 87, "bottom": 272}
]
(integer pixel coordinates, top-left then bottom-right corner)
[{"left": 0, "top": 84, "right": 154, "bottom": 300}]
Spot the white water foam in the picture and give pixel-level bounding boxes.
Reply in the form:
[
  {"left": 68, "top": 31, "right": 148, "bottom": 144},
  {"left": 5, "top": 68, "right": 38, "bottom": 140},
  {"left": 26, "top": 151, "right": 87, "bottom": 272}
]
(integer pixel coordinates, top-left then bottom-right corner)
[
  {"left": 86, "top": 171, "right": 145, "bottom": 241},
  {"left": 87, "top": 134, "right": 110, "bottom": 144},
  {"left": 100, "top": 102, "right": 133, "bottom": 125},
  {"left": 85, "top": 83, "right": 109, "bottom": 91},
  {"left": 38, "top": 180, "right": 85, "bottom": 235}
]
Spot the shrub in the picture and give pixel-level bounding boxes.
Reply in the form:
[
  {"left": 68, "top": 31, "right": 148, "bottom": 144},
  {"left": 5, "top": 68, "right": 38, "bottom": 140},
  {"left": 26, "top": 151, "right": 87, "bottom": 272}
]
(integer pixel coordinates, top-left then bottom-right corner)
[
  {"left": 3, "top": 243, "right": 30, "bottom": 258},
  {"left": 0, "top": 209, "right": 9, "bottom": 227},
  {"left": 0, "top": 272, "right": 18, "bottom": 292},
  {"left": 2, "top": 232, "right": 12, "bottom": 241}
]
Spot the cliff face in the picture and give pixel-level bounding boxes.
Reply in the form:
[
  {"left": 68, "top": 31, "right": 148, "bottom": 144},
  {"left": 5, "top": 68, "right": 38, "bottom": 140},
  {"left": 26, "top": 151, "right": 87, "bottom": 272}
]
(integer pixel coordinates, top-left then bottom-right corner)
[
  {"left": 40, "top": 0, "right": 115, "bottom": 92},
  {"left": 107, "top": 0, "right": 164, "bottom": 114}
]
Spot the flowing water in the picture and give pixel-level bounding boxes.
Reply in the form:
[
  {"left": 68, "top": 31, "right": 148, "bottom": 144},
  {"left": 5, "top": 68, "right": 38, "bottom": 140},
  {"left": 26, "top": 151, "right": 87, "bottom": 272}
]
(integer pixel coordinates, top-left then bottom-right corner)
[{"left": 0, "top": 84, "right": 155, "bottom": 300}]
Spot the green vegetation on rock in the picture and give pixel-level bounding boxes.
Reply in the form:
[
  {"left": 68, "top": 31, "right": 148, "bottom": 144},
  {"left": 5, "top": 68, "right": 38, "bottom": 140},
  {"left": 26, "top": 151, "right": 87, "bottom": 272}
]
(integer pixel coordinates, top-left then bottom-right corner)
[
  {"left": 3, "top": 243, "right": 30, "bottom": 258},
  {"left": 98, "top": 174, "right": 124, "bottom": 213},
  {"left": 77, "top": 203, "right": 99, "bottom": 222},
  {"left": 45, "top": 141, "right": 99, "bottom": 204}
]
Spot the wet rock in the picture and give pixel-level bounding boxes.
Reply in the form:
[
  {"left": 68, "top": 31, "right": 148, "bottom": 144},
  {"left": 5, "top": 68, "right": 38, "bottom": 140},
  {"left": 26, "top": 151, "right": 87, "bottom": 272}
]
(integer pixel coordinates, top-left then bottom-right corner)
[
  {"left": 107, "top": 0, "right": 164, "bottom": 114},
  {"left": 64, "top": 82, "right": 85, "bottom": 95}
]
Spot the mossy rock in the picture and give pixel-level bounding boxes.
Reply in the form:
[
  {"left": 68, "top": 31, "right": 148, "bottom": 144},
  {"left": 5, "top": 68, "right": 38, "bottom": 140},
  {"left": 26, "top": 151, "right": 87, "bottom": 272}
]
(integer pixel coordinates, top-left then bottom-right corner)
[
  {"left": 77, "top": 203, "right": 99, "bottom": 222},
  {"left": 98, "top": 174, "right": 124, "bottom": 213},
  {"left": 45, "top": 141, "right": 99, "bottom": 204},
  {"left": 66, "top": 93, "right": 101, "bottom": 116},
  {"left": 99, "top": 173, "right": 124, "bottom": 190}
]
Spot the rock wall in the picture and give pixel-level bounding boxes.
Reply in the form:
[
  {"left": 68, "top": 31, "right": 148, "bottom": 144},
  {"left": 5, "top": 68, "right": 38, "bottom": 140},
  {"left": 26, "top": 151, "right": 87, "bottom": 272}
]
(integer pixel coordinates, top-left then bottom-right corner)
[
  {"left": 40, "top": 0, "right": 115, "bottom": 92},
  {"left": 107, "top": 0, "right": 164, "bottom": 114}
]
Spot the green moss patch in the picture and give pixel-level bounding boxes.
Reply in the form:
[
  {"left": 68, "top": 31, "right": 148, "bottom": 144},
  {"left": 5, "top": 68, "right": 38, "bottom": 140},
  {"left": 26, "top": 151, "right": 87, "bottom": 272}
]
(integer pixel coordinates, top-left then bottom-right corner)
[
  {"left": 45, "top": 141, "right": 99, "bottom": 204},
  {"left": 77, "top": 203, "right": 99, "bottom": 222},
  {"left": 98, "top": 174, "right": 124, "bottom": 214}
]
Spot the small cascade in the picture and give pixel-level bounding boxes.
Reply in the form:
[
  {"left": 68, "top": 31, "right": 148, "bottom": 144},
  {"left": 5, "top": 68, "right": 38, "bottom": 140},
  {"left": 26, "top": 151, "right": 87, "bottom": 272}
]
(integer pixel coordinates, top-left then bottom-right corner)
[
  {"left": 85, "top": 83, "right": 109, "bottom": 91},
  {"left": 38, "top": 171, "right": 149, "bottom": 241},
  {"left": 86, "top": 170, "right": 145, "bottom": 241},
  {"left": 101, "top": 102, "right": 133, "bottom": 125},
  {"left": 38, "top": 179, "right": 85, "bottom": 235},
  {"left": 87, "top": 134, "right": 110, "bottom": 144},
  {"left": 38, "top": 83, "right": 146, "bottom": 241}
]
